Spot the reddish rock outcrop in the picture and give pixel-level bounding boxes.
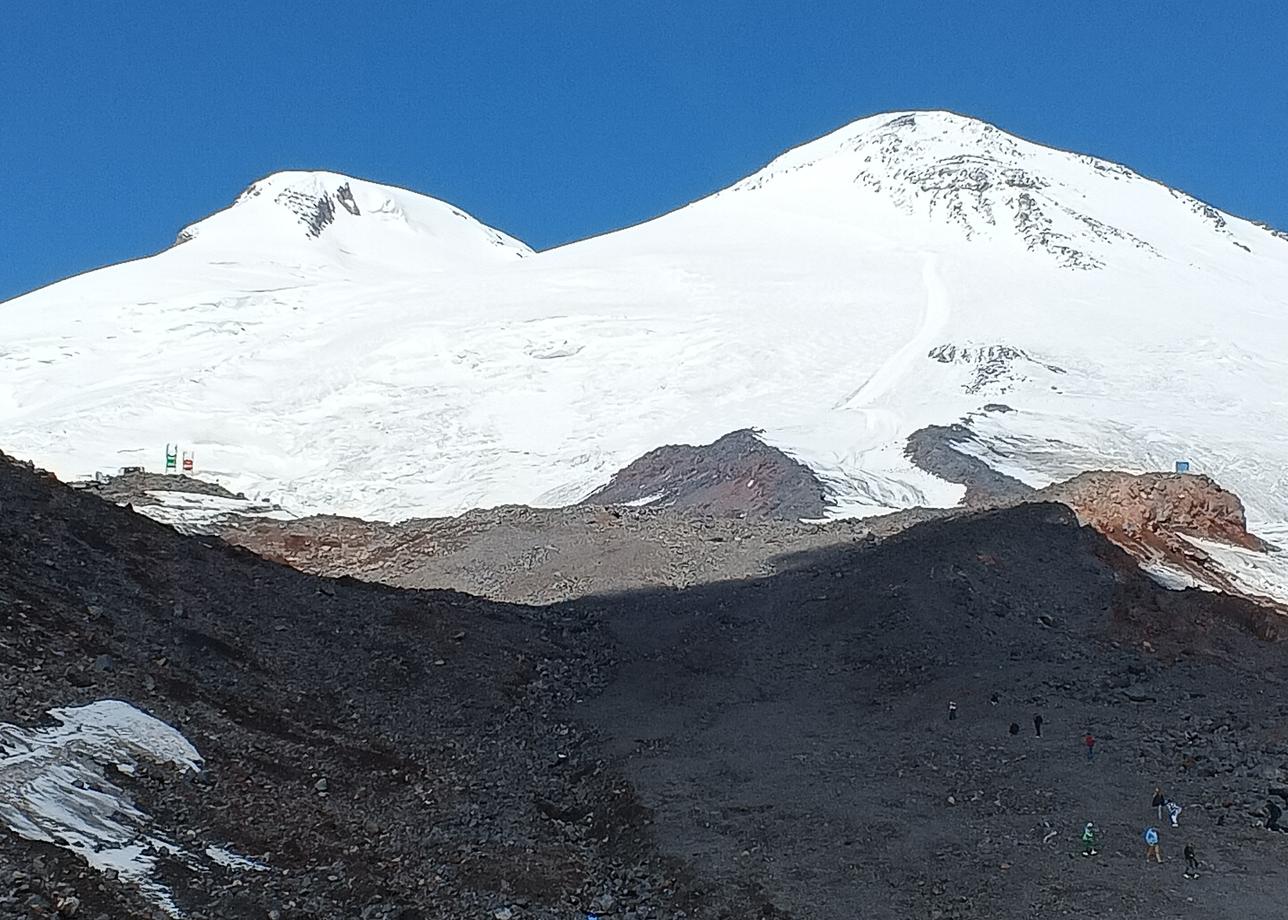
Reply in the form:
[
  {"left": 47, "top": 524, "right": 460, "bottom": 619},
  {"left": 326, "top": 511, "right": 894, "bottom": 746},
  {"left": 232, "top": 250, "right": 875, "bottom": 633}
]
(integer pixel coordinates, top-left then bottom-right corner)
[
  {"left": 579, "top": 429, "right": 831, "bottom": 520},
  {"left": 1042, "top": 471, "right": 1263, "bottom": 551},
  {"left": 1039, "top": 471, "right": 1279, "bottom": 608}
]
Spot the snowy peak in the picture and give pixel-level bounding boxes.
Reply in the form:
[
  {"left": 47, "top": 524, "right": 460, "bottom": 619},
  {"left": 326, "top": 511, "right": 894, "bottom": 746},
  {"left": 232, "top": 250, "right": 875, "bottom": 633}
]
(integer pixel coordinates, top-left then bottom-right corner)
[
  {"left": 729, "top": 110, "right": 1286, "bottom": 269},
  {"left": 175, "top": 170, "right": 532, "bottom": 270}
]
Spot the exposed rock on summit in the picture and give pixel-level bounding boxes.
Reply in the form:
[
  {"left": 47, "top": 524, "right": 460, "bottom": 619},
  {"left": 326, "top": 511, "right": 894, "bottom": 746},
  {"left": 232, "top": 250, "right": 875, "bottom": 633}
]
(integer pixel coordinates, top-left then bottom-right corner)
[{"left": 578, "top": 429, "right": 831, "bottom": 520}]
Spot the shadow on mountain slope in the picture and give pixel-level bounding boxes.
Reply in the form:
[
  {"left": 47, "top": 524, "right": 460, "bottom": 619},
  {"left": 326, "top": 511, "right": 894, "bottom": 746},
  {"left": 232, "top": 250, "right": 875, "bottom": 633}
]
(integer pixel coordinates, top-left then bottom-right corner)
[
  {"left": 2, "top": 453, "right": 1287, "bottom": 919},
  {"left": 0, "top": 453, "right": 780, "bottom": 920},
  {"left": 567, "top": 503, "right": 1288, "bottom": 920}
]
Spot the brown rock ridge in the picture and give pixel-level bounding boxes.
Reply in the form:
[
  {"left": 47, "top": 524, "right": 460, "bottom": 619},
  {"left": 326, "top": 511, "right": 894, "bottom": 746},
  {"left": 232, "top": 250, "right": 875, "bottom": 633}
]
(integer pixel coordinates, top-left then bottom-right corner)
[
  {"left": 1039, "top": 470, "right": 1278, "bottom": 606},
  {"left": 579, "top": 429, "right": 831, "bottom": 520}
]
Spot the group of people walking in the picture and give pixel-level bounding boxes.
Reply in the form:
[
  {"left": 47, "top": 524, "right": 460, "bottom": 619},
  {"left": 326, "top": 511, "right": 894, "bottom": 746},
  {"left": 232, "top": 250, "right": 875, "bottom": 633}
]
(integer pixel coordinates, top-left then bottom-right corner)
[
  {"left": 951, "top": 698, "right": 1209, "bottom": 876},
  {"left": 1080, "top": 786, "right": 1195, "bottom": 876},
  {"left": 1139, "top": 787, "right": 1194, "bottom": 874}
]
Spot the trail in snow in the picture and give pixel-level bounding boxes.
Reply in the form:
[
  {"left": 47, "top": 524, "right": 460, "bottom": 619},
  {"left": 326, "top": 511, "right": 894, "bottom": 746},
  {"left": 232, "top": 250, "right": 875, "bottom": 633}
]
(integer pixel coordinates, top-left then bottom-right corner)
[
  {"left": 839, "top": 254, "right": 951, "bottom": 412},
  {"left": 7, "top": 111, "right": 1288, "bottom": 531},
  {"left": 793, "top": 253, "right": 964, "bottom": 516}
]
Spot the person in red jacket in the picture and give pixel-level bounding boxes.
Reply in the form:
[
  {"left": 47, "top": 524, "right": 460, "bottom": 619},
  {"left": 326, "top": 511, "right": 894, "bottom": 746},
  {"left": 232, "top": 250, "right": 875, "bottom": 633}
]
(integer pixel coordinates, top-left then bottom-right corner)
[{"left": 1084, "top": 733, "right": 1096, "bottom": 762}]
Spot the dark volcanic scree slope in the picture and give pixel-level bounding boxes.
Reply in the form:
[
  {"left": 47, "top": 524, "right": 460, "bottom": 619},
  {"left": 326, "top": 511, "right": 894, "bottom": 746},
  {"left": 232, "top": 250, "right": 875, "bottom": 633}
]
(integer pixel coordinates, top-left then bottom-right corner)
[{"left": 1, "top": 450, "right": 1287, "bottom": 919}]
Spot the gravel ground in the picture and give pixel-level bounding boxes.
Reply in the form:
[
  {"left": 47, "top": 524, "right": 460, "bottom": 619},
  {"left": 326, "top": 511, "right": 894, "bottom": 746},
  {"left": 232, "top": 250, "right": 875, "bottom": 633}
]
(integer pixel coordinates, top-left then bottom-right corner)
[{"left": 3, "top": 452, "right": 1286, "bottom": 918}]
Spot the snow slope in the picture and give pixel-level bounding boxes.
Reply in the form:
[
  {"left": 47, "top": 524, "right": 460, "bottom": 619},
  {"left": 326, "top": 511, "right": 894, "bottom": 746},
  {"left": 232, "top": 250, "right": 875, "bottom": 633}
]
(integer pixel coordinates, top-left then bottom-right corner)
[{"left": 4, "top": 112, "right": 1288, "bottom": 548}]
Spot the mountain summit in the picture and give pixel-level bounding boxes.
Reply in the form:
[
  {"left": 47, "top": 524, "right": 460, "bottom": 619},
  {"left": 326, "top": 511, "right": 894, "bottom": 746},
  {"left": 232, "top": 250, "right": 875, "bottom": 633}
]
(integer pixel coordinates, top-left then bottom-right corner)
[
  {"left": 723, "top": 110, "right": 1285, "bottom": 269},
  {"left": 3, "top": 112, "right": 1287, "bottom": 546},
  {"left": 174, "top": 170, "right": 531, "bottom": 269}
]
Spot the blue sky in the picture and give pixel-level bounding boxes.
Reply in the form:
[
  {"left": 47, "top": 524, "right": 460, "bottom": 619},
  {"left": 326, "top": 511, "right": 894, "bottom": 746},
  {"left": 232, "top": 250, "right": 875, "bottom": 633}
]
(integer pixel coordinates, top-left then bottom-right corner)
[{"left": 2, "top": 1, "right": 1285, "bottom": 301}]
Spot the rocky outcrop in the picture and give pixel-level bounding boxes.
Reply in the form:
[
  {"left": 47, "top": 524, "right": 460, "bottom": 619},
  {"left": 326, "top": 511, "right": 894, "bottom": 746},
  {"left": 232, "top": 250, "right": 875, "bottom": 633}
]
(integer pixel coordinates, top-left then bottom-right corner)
[
  {"left": 904, "top": 422, "right": 1035, "bottom": 505},
  {"left": 72, "top": 470, "right": 240, "bottom": 504},
  {"left": 1039, "top": 471, "right": 1283, "bottom": 608},
  {"left": 1042, "top": 470, "right": 1264, "bottom": 551},
  {"left": 579, "top": 429, "right": 831, "bottom": 520}
]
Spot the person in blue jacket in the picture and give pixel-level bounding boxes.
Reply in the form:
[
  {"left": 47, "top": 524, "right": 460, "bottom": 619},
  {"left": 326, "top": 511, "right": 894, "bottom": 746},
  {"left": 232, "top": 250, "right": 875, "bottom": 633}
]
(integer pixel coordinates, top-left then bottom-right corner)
[{"left": 1143, "top": 826, "right": 1162, "bottom": 863}]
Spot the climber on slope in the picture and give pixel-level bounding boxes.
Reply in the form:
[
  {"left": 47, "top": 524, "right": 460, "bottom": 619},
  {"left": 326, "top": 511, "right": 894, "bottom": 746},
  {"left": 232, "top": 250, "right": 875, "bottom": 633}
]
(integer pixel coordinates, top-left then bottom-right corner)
[
  {"left": 1081, "top": 822, "right": 1099, "bottom": 857},
  {"left": 1144, "top": 826, "right": 1162, "bottom": 863},
  {"left": 1184, "top": 842, "right": 1200, "bottom": 878},
  {"left": 1267, "top": 799, "right": 1284, "bottom": 832}
]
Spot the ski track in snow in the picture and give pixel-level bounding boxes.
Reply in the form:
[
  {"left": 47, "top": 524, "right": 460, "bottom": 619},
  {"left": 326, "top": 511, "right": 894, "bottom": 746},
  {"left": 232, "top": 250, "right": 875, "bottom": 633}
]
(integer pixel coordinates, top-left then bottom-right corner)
[{"left": 839, "top": 253, "right": 951, "bottom": 412}]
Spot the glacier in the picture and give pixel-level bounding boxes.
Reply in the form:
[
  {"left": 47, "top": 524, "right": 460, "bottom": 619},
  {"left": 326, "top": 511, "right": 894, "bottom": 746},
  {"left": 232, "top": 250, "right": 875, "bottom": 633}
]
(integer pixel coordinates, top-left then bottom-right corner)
[{"left": 2, "top": 110, "right": 1286, "bottom": 544}]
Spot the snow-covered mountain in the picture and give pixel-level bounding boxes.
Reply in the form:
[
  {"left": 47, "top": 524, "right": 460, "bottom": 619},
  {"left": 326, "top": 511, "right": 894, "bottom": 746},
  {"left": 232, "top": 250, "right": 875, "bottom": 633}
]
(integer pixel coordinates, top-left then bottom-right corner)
[
  {"left": 173, "top": 170, "right": 531, "bottom": 269},
  {"left": 4, "top": 111, "right": 1288, "bottom": 540}
]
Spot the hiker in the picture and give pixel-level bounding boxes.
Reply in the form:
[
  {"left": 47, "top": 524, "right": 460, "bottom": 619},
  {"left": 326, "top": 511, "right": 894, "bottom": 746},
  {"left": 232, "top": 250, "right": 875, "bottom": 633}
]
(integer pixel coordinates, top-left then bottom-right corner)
[
  {"left": 1009, "top": 722, "right": 1020, "bottom": 736},
  {"left": 1152, "top": 787, "right": 1166, "bottom": 819},
  {"left": 990, "top": 692, "right": 1000, "bottom": 706},
  {"left": 1084, "top": 732, "right": 1096, "bottom": 762},
  {"left": 1184, "top": 843, "right": 1200, "bottom": 877},
  {"left": 1033, "top": 713, "right": 1044, "bottom": 737},
  {"left": 1081, "top": 822, "right": 1099, "bottom": 856},
  {"left": 1166, "top": 800, "right": 1182, "bottom": 828},
  {"left": 1144, "top": 826, "right": 1162, "bottom": 863},
  {"left": 1267, "top": 799, "right": 1283, "bottom": 832},
  {"left": 948, "top": 701, "right": 958, "bottom": 721}
]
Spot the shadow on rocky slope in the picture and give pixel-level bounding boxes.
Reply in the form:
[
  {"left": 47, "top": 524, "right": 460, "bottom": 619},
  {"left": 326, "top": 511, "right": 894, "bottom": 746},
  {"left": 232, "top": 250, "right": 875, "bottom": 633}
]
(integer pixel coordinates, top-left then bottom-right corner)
[
  {"left": 575, "top": 503, "right": 1288, "bottom": 919},
  {"left": 3, "top": 453, "right": 1287, "bottom": 919}
]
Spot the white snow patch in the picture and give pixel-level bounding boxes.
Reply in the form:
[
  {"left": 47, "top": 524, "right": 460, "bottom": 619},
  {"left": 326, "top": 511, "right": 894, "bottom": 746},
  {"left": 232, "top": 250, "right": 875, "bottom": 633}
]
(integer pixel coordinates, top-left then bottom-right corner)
[
  {"left": 1180, "top": 535, "right": 1288, "bottom": 611},
  {"left": 136, "top": 490, "right": 297, "bottom": 535},
  {"left": 1138, "top": 559, "right": 1204, "bottom": 591},
  {"left": 0, "top": 700, "right": 261, "bottom": 916},
  {"left": 620, "top": 491, "right": 666, "bottom": 508},
  {"left": 205, "top": 844, "right": 268, "bottom": 871}
]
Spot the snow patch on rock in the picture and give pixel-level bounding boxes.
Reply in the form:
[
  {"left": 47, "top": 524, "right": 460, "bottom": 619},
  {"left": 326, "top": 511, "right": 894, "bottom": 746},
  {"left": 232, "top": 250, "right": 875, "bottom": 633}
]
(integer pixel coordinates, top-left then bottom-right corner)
[
  {"left": 0, "top": 700, "right": 261, "bottom": 916},
  {"left": 137, "top": 490, "right": 298, "bottom": 535},
  {"left": 1181, "top": 534, "right": 1288, "bottom": 611}
]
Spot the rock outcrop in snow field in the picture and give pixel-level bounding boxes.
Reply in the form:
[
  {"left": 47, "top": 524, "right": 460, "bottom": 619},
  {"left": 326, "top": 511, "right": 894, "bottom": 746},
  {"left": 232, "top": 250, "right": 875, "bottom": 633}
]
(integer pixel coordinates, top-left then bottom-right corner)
[
  {"left": 3, "top": 110, "right": 1287, "bottom": 546},
  {"left": 1039, "top": 471, "right": 1288, "bottom": 611}
]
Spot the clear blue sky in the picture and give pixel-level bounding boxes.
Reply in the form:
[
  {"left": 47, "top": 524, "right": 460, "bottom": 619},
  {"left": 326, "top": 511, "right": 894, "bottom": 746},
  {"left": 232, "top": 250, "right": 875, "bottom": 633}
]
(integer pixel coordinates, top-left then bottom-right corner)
[{"left": 2, "top": 1, "right": 1285, "bottom": 301}]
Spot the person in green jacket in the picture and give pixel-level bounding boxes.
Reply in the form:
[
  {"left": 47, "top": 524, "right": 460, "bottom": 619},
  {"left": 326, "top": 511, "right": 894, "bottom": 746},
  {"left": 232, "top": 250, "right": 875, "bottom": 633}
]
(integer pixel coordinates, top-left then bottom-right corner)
[{"left": 1081, "top": 822, "right": 1099, "bottom": 856}]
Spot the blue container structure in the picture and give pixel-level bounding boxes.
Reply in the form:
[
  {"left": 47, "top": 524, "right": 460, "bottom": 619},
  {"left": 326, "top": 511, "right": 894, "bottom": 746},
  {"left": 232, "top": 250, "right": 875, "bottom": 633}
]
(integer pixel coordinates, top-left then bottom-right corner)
[{"left": 1175, "top": 460, "right": 1191, "bottom": 473}]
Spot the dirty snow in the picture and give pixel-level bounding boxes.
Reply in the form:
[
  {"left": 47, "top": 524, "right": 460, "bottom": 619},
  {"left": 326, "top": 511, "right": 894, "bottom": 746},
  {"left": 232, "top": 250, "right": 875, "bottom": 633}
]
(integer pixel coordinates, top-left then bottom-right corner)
[
  {"left": 1137, "top": 558, "right": 1205, "bottom": 592},
  {"left": 1181, "top": 535, "right": 1288, "bottom": 611},
  {"left": 620, "top": 491, "right": 667, "bottom": 508},
  {"left": 0, "top": 700, "right": 262, "bottom": 916},
  {"left": 136, "top": 489, "right": 298, "bottom": 535}
]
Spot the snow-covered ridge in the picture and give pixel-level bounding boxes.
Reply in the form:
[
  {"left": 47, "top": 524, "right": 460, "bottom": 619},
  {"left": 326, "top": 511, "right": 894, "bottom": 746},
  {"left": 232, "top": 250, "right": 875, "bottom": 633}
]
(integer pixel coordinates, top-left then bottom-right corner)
[
  {"left": 173, "top": 170, "right": 531, "bottom": 269},
  {"left": 727, "top": 110, "right": 1286, "bottom": 268},
  {"left": 3, "top": 109, "right": 1288, "bottom": 558},
  {"left": 0, "top": 700, "right": 263, "bottom": 917}
]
